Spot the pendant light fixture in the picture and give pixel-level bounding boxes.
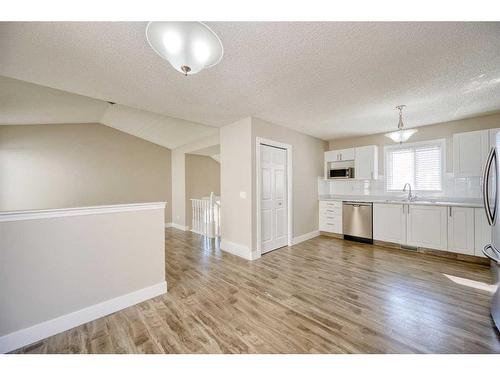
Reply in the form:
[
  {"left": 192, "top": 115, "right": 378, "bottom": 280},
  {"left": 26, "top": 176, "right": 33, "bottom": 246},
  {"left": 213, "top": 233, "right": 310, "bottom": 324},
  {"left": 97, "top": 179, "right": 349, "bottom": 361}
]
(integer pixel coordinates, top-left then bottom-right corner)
[
  {"left": 146, "top": 22, "right": 223, "bottom": 76},
  {"left": 385, "top": 105, "right": 417, "bottom": 143}
]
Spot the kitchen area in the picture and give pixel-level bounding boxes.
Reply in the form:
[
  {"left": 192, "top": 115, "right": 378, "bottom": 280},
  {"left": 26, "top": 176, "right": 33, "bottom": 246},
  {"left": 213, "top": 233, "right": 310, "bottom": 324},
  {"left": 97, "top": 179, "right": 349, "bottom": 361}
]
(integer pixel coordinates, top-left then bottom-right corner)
[{"left": 319, "top": 125, "right": 500, "bottom": 331}]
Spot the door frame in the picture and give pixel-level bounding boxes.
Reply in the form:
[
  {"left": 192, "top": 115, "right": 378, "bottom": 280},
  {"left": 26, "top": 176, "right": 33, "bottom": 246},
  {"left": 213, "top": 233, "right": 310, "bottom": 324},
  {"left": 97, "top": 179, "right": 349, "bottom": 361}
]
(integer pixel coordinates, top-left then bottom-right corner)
[{"left": 256, "top": 137, "right": 293, "bottom": 255}]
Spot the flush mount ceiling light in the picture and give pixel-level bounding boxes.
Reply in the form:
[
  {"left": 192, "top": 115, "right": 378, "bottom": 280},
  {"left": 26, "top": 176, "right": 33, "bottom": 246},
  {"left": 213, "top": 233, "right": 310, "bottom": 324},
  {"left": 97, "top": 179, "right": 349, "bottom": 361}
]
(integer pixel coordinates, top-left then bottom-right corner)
[
  {"left": 385, "top": 105, "right": 418, "bottom": 143},
  {"left": 146, "top": 22, "right": 223, "bottom": 76}
]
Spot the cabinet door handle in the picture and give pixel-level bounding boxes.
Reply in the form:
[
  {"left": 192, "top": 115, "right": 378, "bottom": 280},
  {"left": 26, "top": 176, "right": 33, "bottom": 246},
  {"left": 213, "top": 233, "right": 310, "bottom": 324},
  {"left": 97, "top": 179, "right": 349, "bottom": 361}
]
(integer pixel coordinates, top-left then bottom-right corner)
[{"left": 449, "top": 206, "right": 452, "bottom": 217}]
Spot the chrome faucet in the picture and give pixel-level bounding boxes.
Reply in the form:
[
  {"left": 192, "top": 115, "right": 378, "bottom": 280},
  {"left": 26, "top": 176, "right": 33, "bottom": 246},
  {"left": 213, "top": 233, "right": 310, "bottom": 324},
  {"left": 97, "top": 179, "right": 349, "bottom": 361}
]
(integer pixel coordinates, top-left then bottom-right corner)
[{"left": 403, "top": 183, "right": 416, "bottom": 202}]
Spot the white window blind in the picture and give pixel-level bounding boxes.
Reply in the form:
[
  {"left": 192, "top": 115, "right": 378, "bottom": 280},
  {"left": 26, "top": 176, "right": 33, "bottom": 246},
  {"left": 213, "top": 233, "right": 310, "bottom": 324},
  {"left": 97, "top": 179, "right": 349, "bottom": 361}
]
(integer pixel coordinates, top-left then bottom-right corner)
[{"left": 385, "top": 140, "right": 444, "bottom": 191}]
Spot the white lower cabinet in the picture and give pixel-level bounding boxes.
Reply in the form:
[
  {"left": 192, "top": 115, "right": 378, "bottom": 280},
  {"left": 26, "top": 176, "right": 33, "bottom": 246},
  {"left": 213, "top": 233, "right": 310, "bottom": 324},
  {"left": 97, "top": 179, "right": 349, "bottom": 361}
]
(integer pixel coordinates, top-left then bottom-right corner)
[
  {"left": 447, "top": 207, "right": 475, "bottom": 255},
  {"left": 321, "top": 200, "right": 488, "bottom": 257},
  {"left": 319, "top": 200, "right": 342, "bottom": 234},
  {"left": 373, "top": 203, "right": 406, "bottom": 244},
  {"left": 407, "top": 205, "right": 448, "bottom": 251},
  {"left": 474, "top": 207, "right": 491, "bottom": 258}
]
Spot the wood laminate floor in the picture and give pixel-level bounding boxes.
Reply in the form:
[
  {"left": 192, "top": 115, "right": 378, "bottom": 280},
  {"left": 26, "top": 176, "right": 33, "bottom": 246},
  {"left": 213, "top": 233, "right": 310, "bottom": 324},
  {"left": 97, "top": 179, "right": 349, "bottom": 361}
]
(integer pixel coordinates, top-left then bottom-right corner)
[{"left": 13, "top": 229, "right": 500, "bottom": 353}]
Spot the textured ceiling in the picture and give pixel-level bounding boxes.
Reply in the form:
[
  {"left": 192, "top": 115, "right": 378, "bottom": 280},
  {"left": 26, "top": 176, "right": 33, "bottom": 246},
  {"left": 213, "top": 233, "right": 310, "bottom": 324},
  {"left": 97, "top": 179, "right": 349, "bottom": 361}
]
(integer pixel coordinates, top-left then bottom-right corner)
[
  {"left": 0, "top": 76, "right": 217, "bottom": 149},
  {"left": 1, "top": 22, "right": 500, "bottom": 140}
]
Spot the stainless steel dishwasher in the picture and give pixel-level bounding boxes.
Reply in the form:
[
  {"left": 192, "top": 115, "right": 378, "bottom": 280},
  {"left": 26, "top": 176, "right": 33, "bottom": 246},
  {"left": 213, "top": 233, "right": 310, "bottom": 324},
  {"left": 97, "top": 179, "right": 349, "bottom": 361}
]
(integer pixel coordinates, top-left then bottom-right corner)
[{"left": 342, "top": 201, "right": 373, "bottom": 243}]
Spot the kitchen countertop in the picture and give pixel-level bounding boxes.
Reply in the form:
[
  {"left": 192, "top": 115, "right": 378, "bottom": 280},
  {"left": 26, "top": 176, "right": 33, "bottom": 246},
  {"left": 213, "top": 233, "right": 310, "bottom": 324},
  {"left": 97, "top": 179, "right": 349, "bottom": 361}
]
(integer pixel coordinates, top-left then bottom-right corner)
[{"left": 319, "top": 194, "right": 484, "bottom": 208}]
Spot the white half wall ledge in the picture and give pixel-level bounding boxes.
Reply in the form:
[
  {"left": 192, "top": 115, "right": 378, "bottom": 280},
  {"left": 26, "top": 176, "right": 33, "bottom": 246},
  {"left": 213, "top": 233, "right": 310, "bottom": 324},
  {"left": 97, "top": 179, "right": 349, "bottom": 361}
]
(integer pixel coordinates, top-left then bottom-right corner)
[
  {"left": 0, "top": 281, "right": 167, "bottom": 354},
  {"left": 221, "top": 239, "right": 261, "bottom": 260},
  {"left": 0, "top": 202, "right": 167, "bottom": 222},
  {"left": 292, "top": 230, "right": 321, "bottom": 245}
]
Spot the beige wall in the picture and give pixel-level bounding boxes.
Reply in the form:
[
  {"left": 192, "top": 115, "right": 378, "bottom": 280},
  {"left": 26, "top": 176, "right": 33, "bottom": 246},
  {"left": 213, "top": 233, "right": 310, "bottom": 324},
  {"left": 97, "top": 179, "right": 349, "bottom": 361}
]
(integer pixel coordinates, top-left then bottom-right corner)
[
  {"left": 185, "top": 154, "right": 220, "bottom": 228},
  {"left": 252, "top": 118, "right": 328, "bottom": 244},
  {"left": 171, "top": 134, "right": 219, "bottom": 228},
  {"left": 0, "top": 123, "right": 172, "bottom": 221},
  {"left": 0, "top": 206, "right": 165, "bottom": 339},
  {"left": 220, "top": 118, "right": 253, "bottom": 254},
  {"left": 328, "top": 112, "right": 500, "bottom": 175}
]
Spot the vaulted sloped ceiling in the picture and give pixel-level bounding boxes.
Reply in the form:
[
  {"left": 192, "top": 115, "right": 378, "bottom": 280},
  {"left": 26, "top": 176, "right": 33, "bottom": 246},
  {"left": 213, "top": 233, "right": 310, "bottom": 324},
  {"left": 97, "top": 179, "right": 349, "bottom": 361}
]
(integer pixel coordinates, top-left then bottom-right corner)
[
  {"left": 1, "top": 22, "right": 500, "bottom": 140},
  {"left": 0, "top": 76, "right": 218, "bottom": 149}
]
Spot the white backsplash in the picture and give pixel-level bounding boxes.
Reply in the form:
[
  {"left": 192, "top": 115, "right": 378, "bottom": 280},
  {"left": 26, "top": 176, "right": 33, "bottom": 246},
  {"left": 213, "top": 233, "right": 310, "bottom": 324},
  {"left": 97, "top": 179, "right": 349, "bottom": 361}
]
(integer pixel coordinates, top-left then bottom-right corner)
[{"left": 318, "top": 173, "right": 482, "bottom": 199}]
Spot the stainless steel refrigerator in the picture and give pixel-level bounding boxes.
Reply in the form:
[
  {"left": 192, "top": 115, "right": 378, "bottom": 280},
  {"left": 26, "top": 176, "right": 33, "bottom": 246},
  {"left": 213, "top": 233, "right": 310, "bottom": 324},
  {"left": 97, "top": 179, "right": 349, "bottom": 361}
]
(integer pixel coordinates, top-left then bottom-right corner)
[{"left": 482, "top": 137, "right": 500, "bottom": 331}]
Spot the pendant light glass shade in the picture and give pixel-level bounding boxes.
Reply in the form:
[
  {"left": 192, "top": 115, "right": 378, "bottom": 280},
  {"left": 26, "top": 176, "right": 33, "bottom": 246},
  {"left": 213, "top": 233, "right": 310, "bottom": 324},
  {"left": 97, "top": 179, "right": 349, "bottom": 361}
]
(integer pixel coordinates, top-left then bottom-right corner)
[
  {"left": 146, "top": 22, "right": 223, "bottom": 76},
  {"left": 385, "top": 128, "right": 418, "bottom": 143},
  {"left": 385, "top": 105, "right": 417, "bottom": 143}
]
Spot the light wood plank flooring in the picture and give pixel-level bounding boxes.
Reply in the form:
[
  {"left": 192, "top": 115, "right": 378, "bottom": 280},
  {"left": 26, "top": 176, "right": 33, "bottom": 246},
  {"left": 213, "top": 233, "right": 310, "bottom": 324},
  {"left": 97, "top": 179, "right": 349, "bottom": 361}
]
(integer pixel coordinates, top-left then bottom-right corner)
[{"left": 13, "top": 228, "right": 500, "bottom": 353}]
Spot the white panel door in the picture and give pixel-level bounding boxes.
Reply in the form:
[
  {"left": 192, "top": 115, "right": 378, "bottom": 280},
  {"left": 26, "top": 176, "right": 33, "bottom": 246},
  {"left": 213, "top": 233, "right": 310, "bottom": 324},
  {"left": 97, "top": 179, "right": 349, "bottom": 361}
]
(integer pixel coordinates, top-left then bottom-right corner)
[
  {"left": 407, "top": 205, "right": 448, "bottom": 250},
  {"left": 447, "top": 206, "right": 475, "bottom": 255},
  {"left": 373, "top": 203, "right": 406, "bottom": 244},
  {"left": 260, "top": 144, "right": 288, "bottom": 253}
]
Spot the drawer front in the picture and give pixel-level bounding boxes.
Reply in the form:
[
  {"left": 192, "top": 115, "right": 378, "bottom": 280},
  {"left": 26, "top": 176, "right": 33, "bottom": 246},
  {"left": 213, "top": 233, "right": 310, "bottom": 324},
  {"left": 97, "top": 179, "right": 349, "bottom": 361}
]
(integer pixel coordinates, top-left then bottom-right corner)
[
  {"left": 320, "top": 208, "right": 341, "bottom": 217},
  {"left": 319, "top": 221, "right": 342, "bottom": 234},
  {"left": 320, "top": 200, "right": 342, "bottom": 210}
]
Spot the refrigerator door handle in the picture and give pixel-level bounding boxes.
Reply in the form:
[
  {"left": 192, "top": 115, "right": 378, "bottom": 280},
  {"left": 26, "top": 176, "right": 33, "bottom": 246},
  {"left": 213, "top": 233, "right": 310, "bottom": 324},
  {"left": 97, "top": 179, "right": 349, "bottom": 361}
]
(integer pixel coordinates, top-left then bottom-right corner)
[
  {"left": 483, "top": 147, "right": 496, "bottom": 226},
  {"left": 483, "top": 244, "right": 500, "bottom": 263}
]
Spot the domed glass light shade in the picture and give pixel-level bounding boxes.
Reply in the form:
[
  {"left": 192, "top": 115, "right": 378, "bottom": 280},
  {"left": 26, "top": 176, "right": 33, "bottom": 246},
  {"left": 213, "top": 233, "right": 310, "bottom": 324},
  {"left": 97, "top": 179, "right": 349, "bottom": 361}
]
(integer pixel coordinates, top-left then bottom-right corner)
[
  {"left": 385, "top": 105, "right": 418, "bottom": 143},
  {"left": 146, "top": 22, "right": 223, "bottom": 76}
]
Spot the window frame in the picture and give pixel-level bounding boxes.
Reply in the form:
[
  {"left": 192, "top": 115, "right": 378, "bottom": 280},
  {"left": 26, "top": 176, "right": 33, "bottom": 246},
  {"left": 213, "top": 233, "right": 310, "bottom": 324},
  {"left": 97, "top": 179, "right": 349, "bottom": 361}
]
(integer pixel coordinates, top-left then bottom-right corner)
[{"left": 383, "top": 138, "right": 446, "bottom": 193}]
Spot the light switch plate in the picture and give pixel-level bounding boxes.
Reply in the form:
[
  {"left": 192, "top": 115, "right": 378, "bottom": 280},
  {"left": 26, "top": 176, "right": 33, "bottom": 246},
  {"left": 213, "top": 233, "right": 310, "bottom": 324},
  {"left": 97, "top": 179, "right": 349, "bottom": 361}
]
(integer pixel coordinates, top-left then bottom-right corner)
[{"left": 239, "top": 191, "right": 247, "bottom": 199}]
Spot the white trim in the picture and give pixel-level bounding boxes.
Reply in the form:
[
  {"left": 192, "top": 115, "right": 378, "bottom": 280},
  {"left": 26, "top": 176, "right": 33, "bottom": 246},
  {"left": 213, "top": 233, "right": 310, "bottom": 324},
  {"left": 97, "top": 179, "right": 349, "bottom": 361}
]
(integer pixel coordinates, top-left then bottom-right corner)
[
  {"left": 170, "top": 222, "right": 189, "bottom": 231},
  {"left": 221, "top": 239, "right": 260, "bottom": 260},
  {"left": 292, "top": 230, "right": 320, "bottom": 245},
  {"left": 165, "top": 222, "right": 173, "bottom": 228},
  {"left": 256, "top": 137, "right": 293, "bottom": 255},
  {"left": 0, "top": 202, "right": 167, "bottom": 223},
  {"left": 0, "top": 281, "right": 167, "bottom": 354}
]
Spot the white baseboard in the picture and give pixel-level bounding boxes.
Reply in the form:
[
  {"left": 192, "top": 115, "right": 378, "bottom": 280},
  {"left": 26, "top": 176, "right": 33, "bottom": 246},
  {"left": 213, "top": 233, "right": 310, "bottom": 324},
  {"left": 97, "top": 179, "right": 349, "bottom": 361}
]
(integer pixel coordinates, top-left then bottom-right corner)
[
  {"left": 0, "top": 281, "right": 167, "bottom": 354},
  {"left": 292, "top": 230, "right": 320, "bottom": 245},
  {"left": 221, "top": 239, "right": 260, "bottom": 260},
  {"left": 165, "top": 222, "right": 172, "bottom": 228},
  {"left": 169, "top": 223, "right": 189, "bottom": 231}
]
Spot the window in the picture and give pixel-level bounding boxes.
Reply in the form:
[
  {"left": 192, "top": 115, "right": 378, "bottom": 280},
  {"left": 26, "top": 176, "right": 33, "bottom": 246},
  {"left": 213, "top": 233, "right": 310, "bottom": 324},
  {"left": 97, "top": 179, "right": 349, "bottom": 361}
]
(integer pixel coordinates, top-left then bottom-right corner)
[{"left": 385, "top": 139, "right": 445, "bottom": 192}]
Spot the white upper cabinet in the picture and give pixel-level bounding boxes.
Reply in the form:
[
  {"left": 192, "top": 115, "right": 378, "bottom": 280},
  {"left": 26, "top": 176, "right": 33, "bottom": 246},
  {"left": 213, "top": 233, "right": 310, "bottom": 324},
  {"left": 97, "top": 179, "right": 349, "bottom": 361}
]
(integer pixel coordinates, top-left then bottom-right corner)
[
  {"left": 453, "top": 129, "right": 489, "bottom": 177},
  {"left": 355, "top": 145, "right": 378, "bottom": 180},
  {"left": 325, "top": 150, "right": 340, "bottom": 163},
  {"left": 325, "top": 145, "right": 377, "bottom": 179},
  {"left": 447, "top": 206, "right": 475, "bottom": 255},
  {"left": 325, "top": 148, "right": 355, "bottom": 162},
  {"left": 373, "top": 203, "right": 406, "bottom": 244},
  {"left": 407, "top": 205, "right": 448, "bottom": 250},
  {"left": 338, "top": 148, "right": 355, "bottom": 161}
]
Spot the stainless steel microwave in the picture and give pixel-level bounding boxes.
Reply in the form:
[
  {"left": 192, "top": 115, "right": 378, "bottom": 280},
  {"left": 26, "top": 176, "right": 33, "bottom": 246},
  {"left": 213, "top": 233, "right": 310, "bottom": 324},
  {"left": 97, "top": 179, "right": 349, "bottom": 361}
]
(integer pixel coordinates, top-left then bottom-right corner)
[{"left": 329, "top": 167, "right": 355, "bottom": 179}]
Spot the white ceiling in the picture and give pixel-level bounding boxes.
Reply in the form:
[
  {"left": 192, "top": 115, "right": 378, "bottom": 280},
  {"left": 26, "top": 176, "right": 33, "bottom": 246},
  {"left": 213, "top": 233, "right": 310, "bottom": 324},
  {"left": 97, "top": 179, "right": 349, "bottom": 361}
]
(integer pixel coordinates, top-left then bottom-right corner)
[
  {"left": 0, "top": 76, "right": 217, "bottom": 149},
  {"left": 1, "top": 22, "right": 500, "bottom": 140}
]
